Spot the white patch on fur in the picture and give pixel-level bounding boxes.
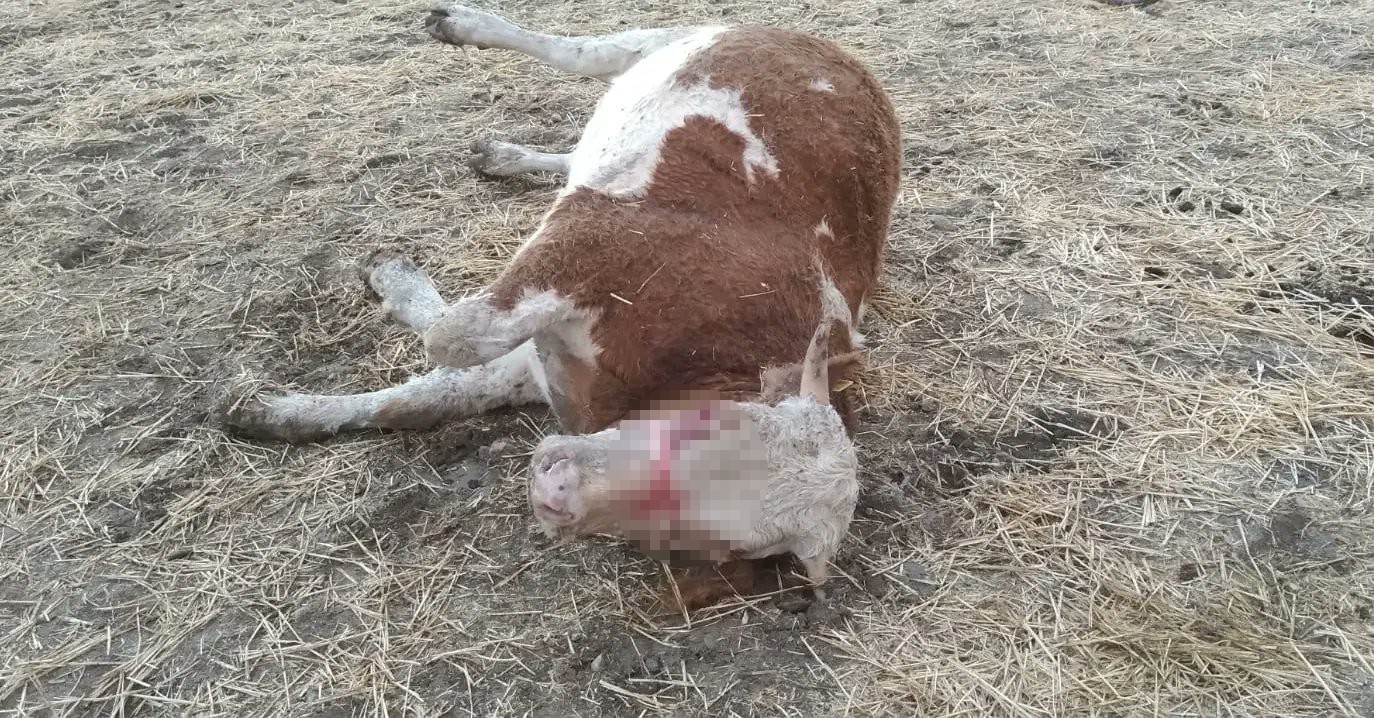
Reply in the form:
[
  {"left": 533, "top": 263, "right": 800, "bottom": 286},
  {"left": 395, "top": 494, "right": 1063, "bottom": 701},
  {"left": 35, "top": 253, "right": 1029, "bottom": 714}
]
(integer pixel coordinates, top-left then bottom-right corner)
[
  {"left": 817, "top": 272, "right": 849, "bottom": 323},
  {"left": 538, "top": 296, "right": 600, "bottom": 364},
  {"left": 567, "top": 28, "right": 781, "bottom": 198},
  {"left": 857, "top": 299, "right": 868, "bottom": 347},
  {"left": 516, "top": 340, "right": 552, "bottom": 403},
  {"left": 520, "top": 292, "right": 602, "bottom": 420},
  {"left": 818, "top": 271, "right": 864, "bottom": 347},
  {"left": 813, "top": 219, "right": 833, "bottom": 238},
  {"left": 482, "top": 342, "right": 549, "bottom": 405},
  {"left": 426, "top": 288, "right": 595, "bottom": 368},
  {"left": 810, "top": 77, "right": 835, "bottom": 93}
]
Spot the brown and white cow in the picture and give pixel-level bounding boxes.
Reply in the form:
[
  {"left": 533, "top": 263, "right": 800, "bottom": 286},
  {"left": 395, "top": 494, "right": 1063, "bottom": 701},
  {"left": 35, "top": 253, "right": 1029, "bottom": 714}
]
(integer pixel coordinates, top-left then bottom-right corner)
[{"left": 224, "top": 4, "right": 901, "bottom": 609}]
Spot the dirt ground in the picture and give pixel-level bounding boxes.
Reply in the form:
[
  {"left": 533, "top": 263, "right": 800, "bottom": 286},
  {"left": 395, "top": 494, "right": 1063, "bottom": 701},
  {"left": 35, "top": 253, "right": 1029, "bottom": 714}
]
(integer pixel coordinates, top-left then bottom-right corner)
[{"left": 3, "top": 0, "right": 1373, "bottom": 715}]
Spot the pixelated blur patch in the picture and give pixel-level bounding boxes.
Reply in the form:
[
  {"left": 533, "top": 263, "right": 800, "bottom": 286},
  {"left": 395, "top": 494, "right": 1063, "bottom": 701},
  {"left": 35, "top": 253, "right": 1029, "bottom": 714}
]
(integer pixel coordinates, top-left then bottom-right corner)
[{"left": 606, "top": 400, "right": 770, "bottom": 561}]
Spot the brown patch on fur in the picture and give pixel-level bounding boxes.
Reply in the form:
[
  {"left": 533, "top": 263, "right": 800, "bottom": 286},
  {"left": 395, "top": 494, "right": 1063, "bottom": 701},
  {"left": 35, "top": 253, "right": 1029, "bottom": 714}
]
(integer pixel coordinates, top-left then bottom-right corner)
[
  {"left": 673, "top": 27, "right": 902, "bottom": 314},
  {"left": 490, "top": 186, "right": 865, "bottom": 433}
]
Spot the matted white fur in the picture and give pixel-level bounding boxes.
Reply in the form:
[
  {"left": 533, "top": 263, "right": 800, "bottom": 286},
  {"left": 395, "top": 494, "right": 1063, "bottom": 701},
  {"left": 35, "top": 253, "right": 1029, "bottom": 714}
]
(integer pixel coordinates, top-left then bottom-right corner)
[
  {"left": 566, "top": 28, "right": 781, "bottom": 198},
  {"left": 365, "top": 252, "right": 446, "bottom": 332},
  {"left": 818, "top": 271, "right": 865, "bottom": 348},
  {"left": 734, "top": 397, "right": 858, "bottom": 576},
  {"left": 424, "top": 288, "right": 599, "bottom": 369}
]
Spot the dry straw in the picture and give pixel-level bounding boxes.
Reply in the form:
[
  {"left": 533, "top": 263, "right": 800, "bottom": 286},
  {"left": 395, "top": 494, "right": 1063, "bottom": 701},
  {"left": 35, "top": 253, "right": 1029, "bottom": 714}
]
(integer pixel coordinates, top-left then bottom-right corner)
[{"left": 2, "top": 0, "right": 1372, "bottom": 715}]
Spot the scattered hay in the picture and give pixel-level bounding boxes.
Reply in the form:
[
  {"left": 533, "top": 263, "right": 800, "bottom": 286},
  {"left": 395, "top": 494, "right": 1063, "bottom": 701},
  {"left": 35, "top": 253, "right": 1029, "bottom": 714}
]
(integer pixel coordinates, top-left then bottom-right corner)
[{"left": 2, "top": 0, "right": 1372, "bottom": 715}]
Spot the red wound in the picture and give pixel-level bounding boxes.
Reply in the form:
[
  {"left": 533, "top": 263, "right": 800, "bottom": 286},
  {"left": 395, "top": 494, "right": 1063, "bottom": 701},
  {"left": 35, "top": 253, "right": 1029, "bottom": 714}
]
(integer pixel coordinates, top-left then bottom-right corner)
[{"left": 628, "top": 407, "right": 718, "bottom": 517}]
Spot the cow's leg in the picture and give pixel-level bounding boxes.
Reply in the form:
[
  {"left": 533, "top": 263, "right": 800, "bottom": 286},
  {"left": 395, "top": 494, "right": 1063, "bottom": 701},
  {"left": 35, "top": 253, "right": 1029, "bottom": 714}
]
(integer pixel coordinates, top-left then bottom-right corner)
[
  {"left": 423, "top": 4, "right": 695, "bottom": 81},
  {"left": 800, "top": 554, "right": 832, "bottom": 602},
  {"left": 468, "top": 138, "right": 571, "bottom": 178},
  {"left": 361, "top": 249, "right": 446, "bottom": 334},
  {"left": 221, "top": 345, "right": 545, "bottom": 443},
  {"left": 220, "top": 252, "right": 549, "bottom": 443},
  {"left": 367, "top": 246, "right": 577, "bottom": 386}
]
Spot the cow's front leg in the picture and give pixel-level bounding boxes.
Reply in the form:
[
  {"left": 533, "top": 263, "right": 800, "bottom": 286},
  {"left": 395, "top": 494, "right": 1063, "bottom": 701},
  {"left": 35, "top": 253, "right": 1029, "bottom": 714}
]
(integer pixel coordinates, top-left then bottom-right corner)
[
  {"left": 421, "top": 283, "right": 583, "bottom": 371},
  {"left": 220, "top": 343, "right": 547, "bottom": 443},
  {"left": 220, "top": 251, "right": 550, "bottom": 443},
  {"left": 361, "top": 249, "right": 446, "bottom": 334}
]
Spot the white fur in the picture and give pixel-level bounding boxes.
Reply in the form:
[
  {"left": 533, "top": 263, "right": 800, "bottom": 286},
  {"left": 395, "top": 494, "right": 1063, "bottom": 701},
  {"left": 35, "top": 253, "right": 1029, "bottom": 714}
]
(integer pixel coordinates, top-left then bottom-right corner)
[
  {"left": 810, "top": 78, "right": 835, "bottom": 93},
  {"left": 469, "top": 139, "right": 571, "bottom": 177},
  {"left": 427, "top": 4, "right": 693, "bottom": 81},
  {"left": 566, "top": 28, "right": 780, "bottom": 198},
  {"left": 818, "top": 271, "right": 864, "bottom": 348},
  {"left": 735, "top": 398, "right": 857, "bottom": 573},
  {"left": 230, "top": 344, "right": 546, "bottom": 441},
  {"left": 365, "top": 253, "right": 446, "bottom": 332},
  {"left": 525, "top": 342, "right": 552, "bottom": 403},
  {"left": 424, "top": 288, "right": 594, "bottom": 368}
]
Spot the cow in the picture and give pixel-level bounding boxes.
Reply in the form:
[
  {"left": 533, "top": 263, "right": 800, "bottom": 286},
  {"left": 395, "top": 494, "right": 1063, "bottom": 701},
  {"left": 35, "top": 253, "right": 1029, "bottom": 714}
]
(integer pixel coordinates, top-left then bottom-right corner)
[{"left": 223, "top": 3, "right": 901, "bottom": 611}]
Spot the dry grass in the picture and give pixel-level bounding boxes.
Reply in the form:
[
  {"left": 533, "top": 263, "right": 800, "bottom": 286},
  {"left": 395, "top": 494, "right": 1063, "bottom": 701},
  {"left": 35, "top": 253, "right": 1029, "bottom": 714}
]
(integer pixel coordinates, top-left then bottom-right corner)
[{"left": 3, "top": 0, "right": 1373, "bottom": 715}]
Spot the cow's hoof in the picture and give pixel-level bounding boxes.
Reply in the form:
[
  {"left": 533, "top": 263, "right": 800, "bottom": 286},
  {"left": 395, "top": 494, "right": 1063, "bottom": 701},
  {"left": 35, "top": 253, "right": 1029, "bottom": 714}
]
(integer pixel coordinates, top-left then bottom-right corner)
[
  {"left": 467, "top": 138, "right": 530, "bottom": 177},
  {"left": 424, "top": 5, "right": 498, "bottom": 49}
]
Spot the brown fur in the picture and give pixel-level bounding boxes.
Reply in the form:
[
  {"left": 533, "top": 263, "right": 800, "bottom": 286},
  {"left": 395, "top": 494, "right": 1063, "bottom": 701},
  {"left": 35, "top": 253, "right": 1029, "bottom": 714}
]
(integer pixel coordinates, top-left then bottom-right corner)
[
  {"left": 488, "top": 27, "right": 898, "bottom": 428},
  {"left": 497, "top": 27, "right": 899, "bottom": 610}
]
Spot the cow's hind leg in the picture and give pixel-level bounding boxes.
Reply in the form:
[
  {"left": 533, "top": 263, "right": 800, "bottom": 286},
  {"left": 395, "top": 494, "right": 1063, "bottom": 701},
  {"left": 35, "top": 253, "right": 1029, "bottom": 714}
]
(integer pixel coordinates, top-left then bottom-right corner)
[
  {"left": 424, "top": 4, "right": 695, "bottom": 81},
  {"left": 220, "top": 252, "right": 547, "bottom": 443},
  {"left": 468, "top": 138, "right": 570, "bottom": 178}
]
